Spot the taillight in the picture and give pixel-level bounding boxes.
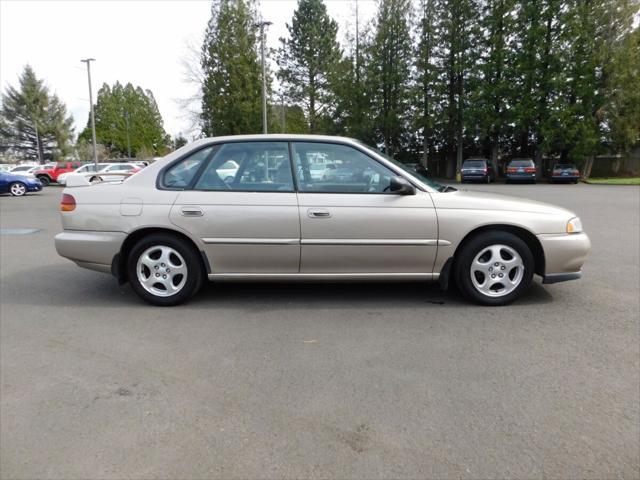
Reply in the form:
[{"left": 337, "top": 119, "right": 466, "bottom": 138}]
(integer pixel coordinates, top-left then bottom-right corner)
[
  {"left": 572, "top": 169, "right": 579, "bottom": 175},
  {"left": 506, "top": 167, "right": 516, "bottom": 173},
  {"left": 60, "top": 193, "right": 76, "bottom": 212},
  {"left": 524, "top": 167, "right": 536, "bottom": 173}
]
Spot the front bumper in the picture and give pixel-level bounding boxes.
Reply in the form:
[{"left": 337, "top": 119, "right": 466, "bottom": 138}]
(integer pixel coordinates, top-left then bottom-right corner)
[
  {"left": 538, "top": 232, "right": 590, "bottom": 283},
  {"left": 55, "top": 230, "right": 126, "bottom": 273},
  {"left": 27, "top": 182, "right": 43, "bottom": 192}
]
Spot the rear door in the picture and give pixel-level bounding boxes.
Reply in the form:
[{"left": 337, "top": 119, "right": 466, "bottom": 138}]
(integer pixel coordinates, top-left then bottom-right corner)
[
  {"left": 292, "top": 142, "right": 438, "bottom": 274},
  {"left": 169, "top": 141, "right": 300, "bottom": 274}
]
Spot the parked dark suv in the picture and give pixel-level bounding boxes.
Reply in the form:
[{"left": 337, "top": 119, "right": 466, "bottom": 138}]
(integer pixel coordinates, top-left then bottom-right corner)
[
  {"left": 461, "top": 158, "right": 495, "bottom": 183},
  {"left": 505, "top": 158, "right": 537, "bottom": 183}
]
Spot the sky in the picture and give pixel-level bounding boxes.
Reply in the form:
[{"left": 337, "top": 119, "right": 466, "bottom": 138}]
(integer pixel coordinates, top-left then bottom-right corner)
[{"left": 0, "top": 0, "right": 377, "bottom": 140}]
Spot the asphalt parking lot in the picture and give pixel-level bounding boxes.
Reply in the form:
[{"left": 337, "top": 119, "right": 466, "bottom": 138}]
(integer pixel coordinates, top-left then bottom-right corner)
[{"left": 1, "top": 183, "right": 639, "bottom": 479}]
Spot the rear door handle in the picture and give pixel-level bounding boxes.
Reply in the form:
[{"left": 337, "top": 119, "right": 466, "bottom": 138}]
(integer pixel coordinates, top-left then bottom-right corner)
[
  {"left": 181, "top": 206, "right": 204, "bottom": 217},
  {"left": 307, "top": 208, "right": 331, "bottom": 218}
]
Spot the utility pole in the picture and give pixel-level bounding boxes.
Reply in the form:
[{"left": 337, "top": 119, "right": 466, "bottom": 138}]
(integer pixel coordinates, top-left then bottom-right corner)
[
  {"left": 81, "top": 58, "right": 98, "bottom": 169},
  {"left": 33, "top": 119, "right": 43, "bottom": 164},
  {"left": 125, "top": 110, "right": 132, "bottom": 159},
  {"left": 255, "top": 21, "right": 272, "bottom": 134}
]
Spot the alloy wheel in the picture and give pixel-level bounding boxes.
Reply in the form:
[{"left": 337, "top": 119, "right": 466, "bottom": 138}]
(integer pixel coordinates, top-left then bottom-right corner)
[
  {"left": 136, "top": 245, "right": 188, "bottom": 297},
  {"left": 9, "top": 183, "right": 26, "bottom": 196},
  {"left": 470, "top": 244, "right": 524, "bottom": 297}
]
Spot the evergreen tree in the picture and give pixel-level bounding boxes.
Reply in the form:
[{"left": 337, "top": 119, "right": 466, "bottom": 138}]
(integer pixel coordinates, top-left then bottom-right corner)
[
  {"left": 473, "top": 0, "right": 516, "bottom": 169},
  {"left": 368, "top": 0, "right": 414, "bottom": 157},
  {"left": 79, "top": 82, "right": 168, "bottom": 157},
  {"left": 201, "top": 0, "right": 263, "bottom": 136},
  {"left": 605, "top": 25, "right": 640, "bottom": 156},
  {"left": 278, "top": 0, "right": 342, "bottom": 133},
  {"left": 0, "top": 65, "right": 74, "bottom": 162},
  {"left": 415, "top": 0, "right": 439, "bottom": 166},
  {"left": 433, "top": 0, "right": 481, "bottom": 177}
]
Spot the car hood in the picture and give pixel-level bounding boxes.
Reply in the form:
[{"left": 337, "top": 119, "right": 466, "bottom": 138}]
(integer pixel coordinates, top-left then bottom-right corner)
[{"left": 432, "top": 188, "right": 575, "bottom": 217}]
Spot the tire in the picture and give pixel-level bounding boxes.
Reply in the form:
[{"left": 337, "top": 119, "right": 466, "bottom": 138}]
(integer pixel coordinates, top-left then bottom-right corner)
[
  {"left": 37, "top": 175, "right": 50, "bottom": 186},
  {"left": 454, "top": 231, "right": 535, "bottom": 306},
  {"left": 9, "top": 182, "right": 27, "bottom": 196},
  {"left": 127, "top": 233, "right": 204, "bottom": 306}
]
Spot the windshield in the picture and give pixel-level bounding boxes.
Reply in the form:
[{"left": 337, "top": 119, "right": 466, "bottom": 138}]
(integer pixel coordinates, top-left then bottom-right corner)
[{"left": 356, "top": 141, "right": 446, "bottom": 191}]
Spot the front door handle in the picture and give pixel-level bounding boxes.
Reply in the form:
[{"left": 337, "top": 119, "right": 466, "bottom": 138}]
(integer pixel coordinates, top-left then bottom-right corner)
[
  {"left": 181, "top": 206, "right": 204, "bottom": 217},
  {"left": 307, "top": 208, "right": 331, "bottom": 219}
]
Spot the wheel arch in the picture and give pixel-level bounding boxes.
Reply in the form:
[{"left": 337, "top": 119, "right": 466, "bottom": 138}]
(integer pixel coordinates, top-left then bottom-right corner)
[
  {"left": 112, "top": 226, "right": 211, "bottom": 284},
  {"left": 440, "top": 224, "right": 545, "bottom": 290}
]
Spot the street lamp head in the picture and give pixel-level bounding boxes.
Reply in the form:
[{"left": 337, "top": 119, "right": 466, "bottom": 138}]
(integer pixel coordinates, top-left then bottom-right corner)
[
  {"left": 253, "top": 21, "right": 272, "bottom": 28},
  {"left": 80, "top": 58, "right": 96, "bottom": 63}
]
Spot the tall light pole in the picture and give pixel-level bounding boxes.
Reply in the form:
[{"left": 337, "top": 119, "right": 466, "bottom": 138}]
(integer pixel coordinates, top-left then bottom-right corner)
[
  {"left": 81, "top": 58, "right": 98, "bottom": 169},
  {"left": 255, "top": 21, "right": 272, "bottom": 134},
  {"left": 125, "top": 110, "right": 132, "bottom": 159},
  {"left": 33, "top": 119, "right": 43, "bottom": 164}
]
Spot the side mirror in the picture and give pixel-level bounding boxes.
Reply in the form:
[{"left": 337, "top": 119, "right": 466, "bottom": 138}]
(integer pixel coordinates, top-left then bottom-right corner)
[{"left": 389, "top": 176, "right": 416, "bottom": 195}]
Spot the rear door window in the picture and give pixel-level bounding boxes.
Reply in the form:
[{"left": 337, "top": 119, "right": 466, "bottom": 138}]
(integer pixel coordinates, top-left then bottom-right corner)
[{"left": 195, "top": 142, "right": 293, "bottom": 192}]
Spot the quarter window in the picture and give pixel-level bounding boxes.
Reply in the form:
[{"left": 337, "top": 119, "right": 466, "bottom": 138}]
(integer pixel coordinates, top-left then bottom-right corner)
[
  {"left": 162, "top": 146, "right": 217, "bottom": 189},
  {"left": 292, "top": 142, "right": 395, "bottom": 193},
  {"left": 194, "top": 142, "right": 293, "bottom": 192}
]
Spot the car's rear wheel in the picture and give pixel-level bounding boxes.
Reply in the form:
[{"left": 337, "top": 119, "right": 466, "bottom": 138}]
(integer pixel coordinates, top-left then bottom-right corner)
[
  {"left": 127, "top": 233, "right": 204, "bottom": 306},
  {"left": 455, "top": 231, "right": 534, "bottom": 306},
  {"left": 9, "top": 182, "right": 27, "bottom": 196},
  {"left": 37, "top": 175, "right": 50, "bottom": 186}
]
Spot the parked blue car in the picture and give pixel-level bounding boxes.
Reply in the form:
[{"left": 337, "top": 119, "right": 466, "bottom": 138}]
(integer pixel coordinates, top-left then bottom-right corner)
[{"left": 0, "top": 172, "right": 43, "bottom": 196}]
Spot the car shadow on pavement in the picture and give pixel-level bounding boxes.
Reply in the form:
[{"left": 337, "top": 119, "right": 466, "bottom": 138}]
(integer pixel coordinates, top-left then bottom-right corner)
[{"left": 3, "top": 263, "right": 554, "bottom": 310}]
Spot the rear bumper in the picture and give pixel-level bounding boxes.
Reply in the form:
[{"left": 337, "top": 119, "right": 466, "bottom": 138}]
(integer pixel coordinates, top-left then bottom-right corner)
[
  {"left": 55, "top": 230, "right": 126, "bottom": 273},
  {"left": 506, "top": 173, "right": 536, "bottom": 181},
  {"left": 538, "top": 232, "right": 590, "bottom": 281},
  {"left": 551, "top": 175, "right": 580, "bottom": 182},
  {"left": 461, "top": 173, "right": 489, "bottom": 180}
]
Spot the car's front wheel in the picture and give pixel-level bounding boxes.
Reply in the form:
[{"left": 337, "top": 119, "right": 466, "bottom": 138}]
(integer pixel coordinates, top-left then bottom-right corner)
[
  {"left": 9, "top": 182, "right": 27, "bottom": 196},
  {"left": 455, "top": 231, "right": 534, "bottom": 306},
  {"left": 127, "top": 233, "right": 204, "bottom": 306}
]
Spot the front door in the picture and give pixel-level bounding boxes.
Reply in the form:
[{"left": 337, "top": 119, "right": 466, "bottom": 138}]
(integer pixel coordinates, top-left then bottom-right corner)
[
  {"left": 292, "top": 142, "right": 438, "bottom": 274},
  {"left": 169, "top": 141, "right": 300, "bottom": 274}
]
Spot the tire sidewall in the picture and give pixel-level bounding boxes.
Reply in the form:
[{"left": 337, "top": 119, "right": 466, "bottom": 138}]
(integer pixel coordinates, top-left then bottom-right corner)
[
  {"left": 127, "top": 233, "right": 204, "bottom": 306},
  {"left": 9, "top": 182, "right": 27, "bottom": 196},
  {"left": 37, "top": 175, "right": 50, "bottom": 186},
  {"left": 455, "top": 231, "right": 535, "bottom": 306}
]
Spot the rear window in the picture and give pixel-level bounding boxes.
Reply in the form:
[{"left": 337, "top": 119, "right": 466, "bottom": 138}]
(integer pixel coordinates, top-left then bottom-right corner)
[
  {"left": 554, "top": 164, "right": 575, "bottom": 169},
  {"left": 463, "top": 160, "right": 486, "bottom": 168},
  {"left": 509, "top": 159, "right": 534, "bottom": 167}
]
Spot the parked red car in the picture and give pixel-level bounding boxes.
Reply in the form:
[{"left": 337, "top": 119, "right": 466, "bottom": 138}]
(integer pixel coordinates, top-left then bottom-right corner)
[{"left": 35, "top": 161, "right": 83, "bottom": 186}]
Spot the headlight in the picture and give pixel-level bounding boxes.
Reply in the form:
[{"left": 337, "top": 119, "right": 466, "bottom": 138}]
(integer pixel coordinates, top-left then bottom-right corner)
[{"left": 566, "top": 217, "right": 583, "bottom": 234}]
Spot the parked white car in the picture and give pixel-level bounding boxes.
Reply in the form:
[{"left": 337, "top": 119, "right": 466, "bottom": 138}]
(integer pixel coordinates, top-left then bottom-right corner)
[
  {"left": 9, "top": 164, "right": 39, "bottom": 177},
  {"left": 88, "top": 163, "right": 141, "bottom": 182},
  {"left": 58, "top": 163, "right": 108, "bottom": 186}
]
